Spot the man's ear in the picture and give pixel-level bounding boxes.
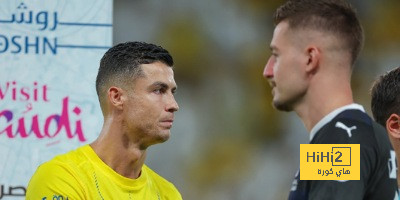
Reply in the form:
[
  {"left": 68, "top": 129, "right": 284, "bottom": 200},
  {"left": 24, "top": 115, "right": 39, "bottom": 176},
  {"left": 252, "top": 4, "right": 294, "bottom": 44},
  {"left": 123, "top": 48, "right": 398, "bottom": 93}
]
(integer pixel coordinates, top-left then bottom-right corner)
[
  {"left": 107, "top": 86, "right": 124, "bottom": 110},
  {"left": 386, "top": 113, "right": 400, "bottom": 139},
  {"left": 305, "top": 46, "right": 320, "bottom": 74}
]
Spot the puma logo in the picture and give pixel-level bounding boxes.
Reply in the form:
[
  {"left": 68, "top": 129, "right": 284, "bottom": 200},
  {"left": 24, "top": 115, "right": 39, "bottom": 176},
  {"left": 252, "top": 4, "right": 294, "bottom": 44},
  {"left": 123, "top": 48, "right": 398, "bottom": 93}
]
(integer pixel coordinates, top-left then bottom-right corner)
[{"left": 335, "top": 121, "right": 357, "bottom": 137}]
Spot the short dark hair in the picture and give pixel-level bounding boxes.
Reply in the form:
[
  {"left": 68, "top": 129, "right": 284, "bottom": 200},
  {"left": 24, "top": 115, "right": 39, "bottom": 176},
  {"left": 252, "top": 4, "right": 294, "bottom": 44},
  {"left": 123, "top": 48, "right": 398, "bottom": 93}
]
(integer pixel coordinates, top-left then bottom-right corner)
[
  {"left": 274, "top": 0, "right": 364, "bottom": 65},
  {"left": 96, "top": 41, "right": 173, "bottom": 103},
  {"left": 371, "top": 67, "right": 400, "bottom": 126}
]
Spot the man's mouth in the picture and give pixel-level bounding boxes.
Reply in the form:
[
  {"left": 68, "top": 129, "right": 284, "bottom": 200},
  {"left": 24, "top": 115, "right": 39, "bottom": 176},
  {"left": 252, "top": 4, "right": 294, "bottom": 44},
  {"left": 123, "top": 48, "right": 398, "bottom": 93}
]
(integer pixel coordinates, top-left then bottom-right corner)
[{"left": 160, "top": 119, "right": 174, "bottom": 128}]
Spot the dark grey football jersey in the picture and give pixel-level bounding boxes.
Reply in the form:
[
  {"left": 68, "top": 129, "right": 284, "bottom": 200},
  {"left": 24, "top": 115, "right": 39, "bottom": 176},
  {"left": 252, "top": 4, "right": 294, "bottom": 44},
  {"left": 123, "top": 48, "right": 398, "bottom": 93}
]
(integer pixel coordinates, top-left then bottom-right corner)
[{"left": 289, "top": 109, "right": 398, "bottom": 200}]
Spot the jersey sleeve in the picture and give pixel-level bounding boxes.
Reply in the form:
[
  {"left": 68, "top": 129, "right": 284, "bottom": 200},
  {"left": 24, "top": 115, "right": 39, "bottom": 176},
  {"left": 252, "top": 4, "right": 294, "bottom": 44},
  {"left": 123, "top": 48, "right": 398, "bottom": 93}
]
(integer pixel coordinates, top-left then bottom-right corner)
[
  {"left": 308, "top": 120, "right": 377, "bottom": 200},
  {"left": 26, "top": 161, "right": 86, "bottom": 200},
  {"left": 159, "top": 181, "right": 183, "bottom": 200},
  {"left": 144, "top": 165, "right": 183, "bottom": 200},
  {"left": 307, "top": 144, "right": 373, "bottom": 200}
]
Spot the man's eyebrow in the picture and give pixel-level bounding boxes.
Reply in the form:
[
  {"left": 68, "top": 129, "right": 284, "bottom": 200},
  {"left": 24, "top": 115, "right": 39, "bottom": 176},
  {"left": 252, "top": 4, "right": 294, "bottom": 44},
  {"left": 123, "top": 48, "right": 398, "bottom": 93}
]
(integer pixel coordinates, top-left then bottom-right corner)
[{"left": 151, "top": 81, "right": 177, "bottom": 90}]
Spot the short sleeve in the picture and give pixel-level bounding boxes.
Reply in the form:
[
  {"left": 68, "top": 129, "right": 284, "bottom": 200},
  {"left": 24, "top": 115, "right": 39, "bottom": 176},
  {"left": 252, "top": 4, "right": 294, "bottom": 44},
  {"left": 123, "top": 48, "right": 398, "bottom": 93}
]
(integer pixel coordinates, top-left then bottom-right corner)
[
  {"left": 26, "top": 161, "right": 86, "bottom": 200},
  {"left": 307, "top": 120, "right": 376, "bottom": 200}
]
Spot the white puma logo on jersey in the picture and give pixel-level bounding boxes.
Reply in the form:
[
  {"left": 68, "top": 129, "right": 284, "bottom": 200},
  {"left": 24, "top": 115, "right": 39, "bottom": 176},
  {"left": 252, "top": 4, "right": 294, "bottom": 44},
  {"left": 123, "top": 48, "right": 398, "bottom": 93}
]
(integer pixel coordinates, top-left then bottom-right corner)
[{"left": 335, "top": 121, "right": 357, "bottom": 137}]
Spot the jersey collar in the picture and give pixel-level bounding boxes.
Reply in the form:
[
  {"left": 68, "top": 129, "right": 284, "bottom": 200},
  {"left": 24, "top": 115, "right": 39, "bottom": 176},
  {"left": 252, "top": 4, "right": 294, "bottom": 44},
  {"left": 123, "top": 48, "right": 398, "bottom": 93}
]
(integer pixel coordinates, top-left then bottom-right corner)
[{"left": 309, "top": 103, "right": 365, "bottom": 141}]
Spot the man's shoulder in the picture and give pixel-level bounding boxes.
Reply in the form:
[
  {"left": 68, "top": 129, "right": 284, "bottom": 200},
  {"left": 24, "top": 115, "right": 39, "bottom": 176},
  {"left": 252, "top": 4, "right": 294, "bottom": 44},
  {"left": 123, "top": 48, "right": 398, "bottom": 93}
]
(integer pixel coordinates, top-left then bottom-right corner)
[
  {"left": 313, "top": 109, "right": 388, "bottom": 145},
  {"left": 299, "top": 110, "right": 397, "bottom": 200},
  {"left": 143, "top": 164, "right": 178, "bottom": 188},
  {"left": 143, "top": 165, "right": 182, "bottom": 199},
  {"left": 46, "top": 145, "right": 90, "bottom": 167},
  {"left": 26, "top": 146, "right": 90, "bottom": 199},
  {"left": 33, "top": 145, "right": 91, "bottom": 179}
]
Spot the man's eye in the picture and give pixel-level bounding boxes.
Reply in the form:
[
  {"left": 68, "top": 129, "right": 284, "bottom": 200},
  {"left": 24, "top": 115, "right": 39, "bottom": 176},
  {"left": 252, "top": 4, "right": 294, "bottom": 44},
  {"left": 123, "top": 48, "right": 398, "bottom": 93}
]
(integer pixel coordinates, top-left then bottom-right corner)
[{"left": 154, "top": 88, "right": 166, "bottom": 94}]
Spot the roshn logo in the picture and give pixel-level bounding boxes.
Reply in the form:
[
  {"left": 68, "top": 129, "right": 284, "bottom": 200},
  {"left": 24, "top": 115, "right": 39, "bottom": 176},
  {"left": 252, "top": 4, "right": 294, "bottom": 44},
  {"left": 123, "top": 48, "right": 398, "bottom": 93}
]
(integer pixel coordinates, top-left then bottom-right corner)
[
  {"left": 300, "top": 144, "right": 360, "bottom": 180},
  {"left": 0, "top": 2, "right": 111, "bottom": 55}
]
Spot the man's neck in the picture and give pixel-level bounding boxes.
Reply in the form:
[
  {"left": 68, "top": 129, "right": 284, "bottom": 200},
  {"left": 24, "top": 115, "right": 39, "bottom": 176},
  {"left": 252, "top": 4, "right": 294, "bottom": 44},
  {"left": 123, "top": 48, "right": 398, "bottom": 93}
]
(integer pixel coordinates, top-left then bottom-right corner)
[
  {"left": 294, "top": 80, "right": 354, "bottom": 133},
  {"left": 90, "top": 123, "right": 147, "bottom": 179}
]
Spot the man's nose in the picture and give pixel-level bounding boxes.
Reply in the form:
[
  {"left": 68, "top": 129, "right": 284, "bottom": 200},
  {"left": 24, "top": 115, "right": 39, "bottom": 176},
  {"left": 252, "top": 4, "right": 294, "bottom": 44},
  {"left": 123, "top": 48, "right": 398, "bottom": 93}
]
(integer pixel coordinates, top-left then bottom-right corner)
[
  {"left": 166, "top": 94, "right": 179, "bottom": 112},
  {"left": 263, "top": 56, "right": 274, "bottom": 79}
]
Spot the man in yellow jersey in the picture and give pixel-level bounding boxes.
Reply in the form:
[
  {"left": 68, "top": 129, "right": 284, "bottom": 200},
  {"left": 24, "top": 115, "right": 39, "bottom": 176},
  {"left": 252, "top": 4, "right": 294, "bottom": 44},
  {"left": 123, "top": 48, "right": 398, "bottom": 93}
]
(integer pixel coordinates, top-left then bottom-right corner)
[{"left": 26, "top": 41, "right": 182, "bottom": 199}]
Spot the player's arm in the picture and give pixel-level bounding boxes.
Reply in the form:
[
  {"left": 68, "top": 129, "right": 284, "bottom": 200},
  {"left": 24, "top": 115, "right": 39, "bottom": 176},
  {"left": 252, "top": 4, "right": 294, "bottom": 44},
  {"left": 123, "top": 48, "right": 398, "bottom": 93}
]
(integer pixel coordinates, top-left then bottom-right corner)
[
  {"left": 308, "top": 144, "right": 373, "bottom": 200},
  {"left": 26, "top": 161, "right": 86, "bottom": 200},
  {"left": 308, "top": 122, "right": 374, "bottom": 200}
]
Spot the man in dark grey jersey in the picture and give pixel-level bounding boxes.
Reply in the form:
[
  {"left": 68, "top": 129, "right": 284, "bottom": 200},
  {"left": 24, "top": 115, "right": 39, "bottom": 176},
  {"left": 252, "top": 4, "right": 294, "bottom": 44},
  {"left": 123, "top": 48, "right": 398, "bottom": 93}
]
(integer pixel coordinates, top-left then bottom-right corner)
[
  {"left": 371, "top": 66, "right": 400, "bottom": 191},
  {"left": 263, "top": 0, "right": 398, "bottom": 199}
]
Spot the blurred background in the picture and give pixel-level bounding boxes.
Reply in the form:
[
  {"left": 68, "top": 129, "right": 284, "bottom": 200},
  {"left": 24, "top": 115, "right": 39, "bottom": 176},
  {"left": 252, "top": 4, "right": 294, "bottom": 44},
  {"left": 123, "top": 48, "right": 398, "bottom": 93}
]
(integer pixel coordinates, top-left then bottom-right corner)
[{"left": 113, "top": 0, "right": 400, "bottom": 199}]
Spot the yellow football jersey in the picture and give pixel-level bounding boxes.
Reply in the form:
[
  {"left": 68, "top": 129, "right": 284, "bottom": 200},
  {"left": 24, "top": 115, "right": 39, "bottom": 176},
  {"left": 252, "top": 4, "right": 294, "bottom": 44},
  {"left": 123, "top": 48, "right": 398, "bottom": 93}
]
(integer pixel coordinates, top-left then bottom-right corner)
[{"left": 26, "top": 145, "right": 182, "bottom": 200}]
